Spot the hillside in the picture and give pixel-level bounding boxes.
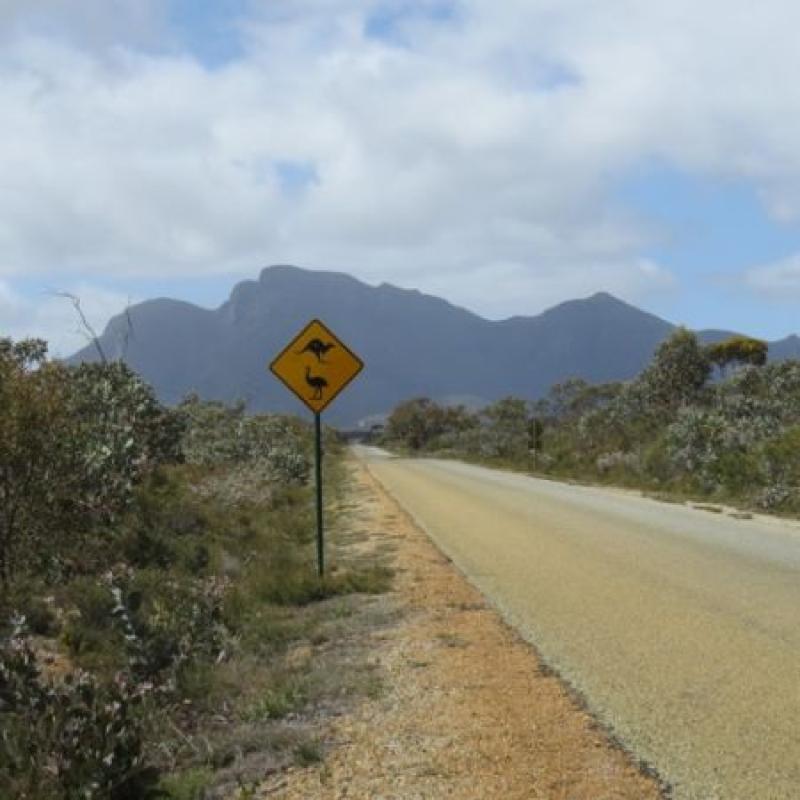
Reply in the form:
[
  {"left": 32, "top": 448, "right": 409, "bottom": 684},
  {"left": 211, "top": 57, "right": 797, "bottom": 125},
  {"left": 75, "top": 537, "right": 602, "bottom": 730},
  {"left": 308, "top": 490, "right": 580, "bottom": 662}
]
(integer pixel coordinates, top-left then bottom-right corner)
[{"left": 71, "top": 265, "right": 800, "bottom": 425}]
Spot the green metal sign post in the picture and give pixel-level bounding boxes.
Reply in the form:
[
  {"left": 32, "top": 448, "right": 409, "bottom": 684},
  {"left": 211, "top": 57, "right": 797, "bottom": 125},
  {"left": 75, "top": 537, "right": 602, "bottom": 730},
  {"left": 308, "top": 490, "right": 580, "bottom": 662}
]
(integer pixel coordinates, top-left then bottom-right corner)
[
  {"left": 314, "top": 412, "right": 325, "bottom": 577},
  {"left": 269, "top": 318, "right": 364, "bottom": 578}
]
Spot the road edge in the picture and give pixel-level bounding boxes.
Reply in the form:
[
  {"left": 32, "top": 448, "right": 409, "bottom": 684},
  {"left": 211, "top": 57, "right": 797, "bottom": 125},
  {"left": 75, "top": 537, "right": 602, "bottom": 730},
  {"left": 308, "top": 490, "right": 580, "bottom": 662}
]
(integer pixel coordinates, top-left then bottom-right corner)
[{"left": 359, "top": 452, "right": 674, "bottom": 800}]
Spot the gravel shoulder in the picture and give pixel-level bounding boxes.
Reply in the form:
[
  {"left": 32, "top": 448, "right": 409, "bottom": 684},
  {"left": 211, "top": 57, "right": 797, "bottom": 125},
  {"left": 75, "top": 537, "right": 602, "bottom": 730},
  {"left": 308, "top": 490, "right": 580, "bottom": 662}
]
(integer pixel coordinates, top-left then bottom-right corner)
[{"left": 263, "top": 456, "right": 664, "bottom": 799}]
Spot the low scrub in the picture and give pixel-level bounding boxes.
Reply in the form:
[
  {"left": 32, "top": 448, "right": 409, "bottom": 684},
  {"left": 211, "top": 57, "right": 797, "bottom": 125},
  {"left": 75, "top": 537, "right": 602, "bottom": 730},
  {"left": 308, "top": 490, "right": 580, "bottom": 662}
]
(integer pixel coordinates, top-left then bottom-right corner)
[
  {"left": 381, "top": 331, "right": 800, "bottom": 514},
  {"left": 0, "top": 627, "right": 160, "bottom": 800},
  {"left": 0, "top": 337, "right": 390, "bottom": 797}
]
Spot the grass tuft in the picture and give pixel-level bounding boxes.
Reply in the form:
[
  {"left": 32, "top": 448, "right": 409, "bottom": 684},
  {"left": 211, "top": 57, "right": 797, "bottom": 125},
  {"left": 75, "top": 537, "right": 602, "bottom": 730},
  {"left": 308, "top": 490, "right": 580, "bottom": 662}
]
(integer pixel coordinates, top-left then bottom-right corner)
[
  {"left": 255, "top": 565, "right": 394, "bottom": 607},
  {"left": 245, "top": 676, "right": 310, "bottom": 721},
  {"left": 294, "top": 738, "right": 324, "bottom": 767},
  {"left": 159, "top": 767, "right": 214, "bottom": 800}
]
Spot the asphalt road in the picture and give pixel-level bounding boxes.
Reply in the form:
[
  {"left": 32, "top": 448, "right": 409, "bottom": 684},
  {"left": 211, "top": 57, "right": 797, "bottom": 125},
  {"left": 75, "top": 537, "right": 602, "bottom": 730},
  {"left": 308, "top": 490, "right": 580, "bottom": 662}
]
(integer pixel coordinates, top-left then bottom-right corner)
[{"left": 357, "top": 448, "right": 800, "bottom": 800}]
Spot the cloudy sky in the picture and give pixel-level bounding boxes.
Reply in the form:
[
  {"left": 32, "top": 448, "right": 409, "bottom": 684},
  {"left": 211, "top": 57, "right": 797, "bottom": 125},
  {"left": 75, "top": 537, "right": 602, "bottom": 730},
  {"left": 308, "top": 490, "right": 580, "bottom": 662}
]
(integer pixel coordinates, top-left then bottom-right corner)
[{"left": 2, "top": 0, "right": 800, "bottom": 355}]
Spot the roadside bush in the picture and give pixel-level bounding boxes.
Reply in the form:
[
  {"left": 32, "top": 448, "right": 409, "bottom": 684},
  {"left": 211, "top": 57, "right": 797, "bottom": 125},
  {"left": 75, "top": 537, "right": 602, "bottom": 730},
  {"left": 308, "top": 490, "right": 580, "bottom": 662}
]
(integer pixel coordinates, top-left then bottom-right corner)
[
  {"left": 0, "top": 630, "right": 160, "bottom": 799},
  {"left": 383, "top": 332, "right": 800, "bottom": 516},
  {"left": 0, "top": 340, "right": 72, "bottom": 588},
  {"left": 64, "top": 362, "right": 185, "bottom": 517},
  {"left": 666, "top": 408, "right": 730, "bottom": 490},
  {"left": 20, "top": 598, "right": 59, "bottom": 637},
  {"left": 178, "top": 397, "right": 310, "bottom": 485},
  {"left": 117, "top": 570, "right": 228, "bottom": 683},
  {"left": 158, "top": 767, "right": 213, "bottom": 800},
  {"left": 760, "top": 426, "right": 800, "bottom": 485},
  {"left": 384, "top": 397, "right": 449, "bottom": 451},
  {"left": 119, "top": 471, "right": 210, "bottom": 574},
  {"left": 480, "top": 397, "right": 529, "bottom": 460},
  {"left": 0, "top": 341, "right": 184, "bottom": 592},
  {"left": 0, "top": 337, "right": 379, "bottom": 797},
  {"left": 595, "top": 450, "right": 641, "bottom": 477},
  {"left": 61, "top": 578, "right": 127, "bottom": 673},
  {"left": 60, "top": 566, "right": 229, "bottom": 686},
  {"left": 638, "top": 328, "right": 711, "bottom": 413},
  {"left": 61, "top": 570, "right": 229, "bottom": 702},
  {"left": 754, "top": 427, "right": 800, "bottom": 510}
]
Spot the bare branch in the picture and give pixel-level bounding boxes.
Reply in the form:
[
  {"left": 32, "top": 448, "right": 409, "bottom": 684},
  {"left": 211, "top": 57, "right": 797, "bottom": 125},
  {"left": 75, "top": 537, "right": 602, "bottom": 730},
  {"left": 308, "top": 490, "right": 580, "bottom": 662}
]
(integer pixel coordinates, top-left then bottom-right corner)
[
  {"left": 118, "top": 296, "right": 135, "bottom": 360},
  {"left": 52, "top": 291, "right": 107, "bottom": 364}
]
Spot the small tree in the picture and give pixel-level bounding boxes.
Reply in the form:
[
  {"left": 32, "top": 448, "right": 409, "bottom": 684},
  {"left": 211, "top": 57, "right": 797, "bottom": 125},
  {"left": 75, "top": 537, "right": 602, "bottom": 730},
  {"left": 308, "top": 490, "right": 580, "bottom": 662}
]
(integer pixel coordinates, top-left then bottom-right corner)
[
  {"left": 638, "top": 328, "right": 711, "bottom": 413},
  {"left": 541, "top": 378, "right": 591, "bottom": 422},
  {"left": 0, "top": 340, "right": 183, "bottom": 591},
  {"left": 385, "top": 397, "right": 447, "bottom": 451},
  {"left": 706, "top": 335, "right": 768, "bottom": 377},
  {"left": 481, "top": 397, "right": 529, "bottom": 459}
]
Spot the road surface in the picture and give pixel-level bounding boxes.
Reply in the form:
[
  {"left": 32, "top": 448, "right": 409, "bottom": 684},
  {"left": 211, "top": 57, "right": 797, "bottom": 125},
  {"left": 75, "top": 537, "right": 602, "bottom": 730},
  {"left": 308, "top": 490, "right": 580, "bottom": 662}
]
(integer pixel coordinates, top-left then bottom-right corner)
[{"left": 357, "top": 448, "right": 800, "bottom": 800}]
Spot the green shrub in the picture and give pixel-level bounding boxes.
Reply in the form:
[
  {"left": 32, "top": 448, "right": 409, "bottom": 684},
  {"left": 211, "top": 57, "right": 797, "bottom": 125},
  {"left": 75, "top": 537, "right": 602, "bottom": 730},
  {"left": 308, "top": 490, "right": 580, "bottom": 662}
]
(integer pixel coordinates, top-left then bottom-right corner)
[
  {"left": 178, "top": 397, "right": 311, "bottom": 484},
  {"left": 382, "top": 342, "right": 800, "bottom": 518},
  {"left": 293, "top": 738, "right": 324, "bottom": 767},
  {"left": 115, "top": 570, "right": 228, "bottom": 682},
  {"left": 118, "top": 471, "right": 211, "bottom": 574},
  {"left": 223, "top": 595, "right": 309, "bottom": 653},
  {"left": 21, "top": 598, "right": 59, "bottom": 637},
  {"left": 760, "top": 426, "right": 800, "bottom": 486},
  {"left": 0, "top": 340, "right": 184, "bottom": 592},
  {"left": 159, "top": 767, "right": 213, "bottom": 800},
  {"left": 61, "top": 578, "right": 126, "bottom": 671},
  {"left": 175, "top": 662, "right": 219, "bottom": 707},
  {"left": 755, "top": 426, "right": 800, "bottom": 510},
  {"left": 245, "top": 676, "right": 309, "bottom": 721},
  {"left": 255, "top": 566, "right": 394, "bottom": 607},
  {"left": 714, "top": 450, "right": 761, "bottom": 497},
  {"left": 0, "top": 632, "right": 161, "bottom": 799}
]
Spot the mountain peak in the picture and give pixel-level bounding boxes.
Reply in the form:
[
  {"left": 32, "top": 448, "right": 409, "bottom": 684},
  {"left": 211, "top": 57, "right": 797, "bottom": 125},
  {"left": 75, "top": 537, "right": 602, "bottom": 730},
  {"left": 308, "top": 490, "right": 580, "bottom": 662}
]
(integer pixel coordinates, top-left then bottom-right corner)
[
  {"left": 541, "top": 290, "right": 643, "bottom": 318},
  {"left": 69, "top": 266, "right": 795, "bottom": 425},
  {"left": 587, "top": 291, "right": 620, "bottom": 303},
  {"left": 258, "top": 264, "right": 303, "bottom": 281},
  {"left": 579, "top": 291, "right": 648, "bottom": 311},
  {"left": 258, "top": 264, "right": 364, "bottom": 288}
]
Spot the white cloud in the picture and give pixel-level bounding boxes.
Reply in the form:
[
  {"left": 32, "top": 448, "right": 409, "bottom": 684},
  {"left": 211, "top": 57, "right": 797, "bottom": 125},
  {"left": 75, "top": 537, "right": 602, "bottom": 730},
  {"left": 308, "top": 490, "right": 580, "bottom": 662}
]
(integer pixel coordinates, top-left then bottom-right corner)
[
  {"left": 744, "top": 253, "right": 800, "bottom": 297},
  {"left": 413, "top": 257, "right": 675, "bottom": 319},
  {"left": 0, "top": 0, "right": 165, "bottom": 51},
  {"left": 2, "top": 0, "right": 800, "bottom": 332}
]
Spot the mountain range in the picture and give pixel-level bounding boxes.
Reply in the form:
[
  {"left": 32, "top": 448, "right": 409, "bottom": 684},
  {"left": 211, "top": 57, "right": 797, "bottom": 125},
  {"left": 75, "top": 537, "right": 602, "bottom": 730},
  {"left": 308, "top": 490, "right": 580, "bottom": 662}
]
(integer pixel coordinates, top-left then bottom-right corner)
[{"left": 71, "top": 265, "right": 800, "bottom": 426}]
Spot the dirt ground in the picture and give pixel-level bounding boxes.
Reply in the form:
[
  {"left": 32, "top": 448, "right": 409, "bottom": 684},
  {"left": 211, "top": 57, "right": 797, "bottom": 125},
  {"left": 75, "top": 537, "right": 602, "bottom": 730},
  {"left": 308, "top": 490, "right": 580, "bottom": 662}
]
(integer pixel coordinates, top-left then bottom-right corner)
[{"left": 258, "top": 458, "right": 664, "bottom": 799}]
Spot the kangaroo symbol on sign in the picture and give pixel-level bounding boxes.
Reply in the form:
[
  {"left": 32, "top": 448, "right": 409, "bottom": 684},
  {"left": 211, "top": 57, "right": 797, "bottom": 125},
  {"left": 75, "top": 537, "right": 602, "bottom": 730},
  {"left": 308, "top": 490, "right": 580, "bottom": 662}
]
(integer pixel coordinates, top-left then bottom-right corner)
[
  {"left": 297, "top": 338, "right": 335, "bottom": 363},
  {"left": 305, "top": 366, "right": 328, "bottom": 400}
]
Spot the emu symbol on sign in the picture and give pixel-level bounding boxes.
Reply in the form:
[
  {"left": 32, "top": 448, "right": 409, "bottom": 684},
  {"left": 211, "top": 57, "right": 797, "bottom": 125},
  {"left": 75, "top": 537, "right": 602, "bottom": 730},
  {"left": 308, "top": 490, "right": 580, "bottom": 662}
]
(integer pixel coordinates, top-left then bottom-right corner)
[
  {"left": 305, "top": 366, "right": 328, "bottom": 400},
  {"left": 297, "top": 338, "right": 335, "bottom": 363}
]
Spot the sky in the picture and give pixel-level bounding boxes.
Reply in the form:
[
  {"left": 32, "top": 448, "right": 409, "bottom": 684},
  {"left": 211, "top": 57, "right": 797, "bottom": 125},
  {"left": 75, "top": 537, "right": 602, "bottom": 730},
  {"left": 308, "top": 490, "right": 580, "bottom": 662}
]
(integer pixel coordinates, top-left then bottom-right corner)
[{"left": 2, "top": 0, "right": 800, "bottom": 356}]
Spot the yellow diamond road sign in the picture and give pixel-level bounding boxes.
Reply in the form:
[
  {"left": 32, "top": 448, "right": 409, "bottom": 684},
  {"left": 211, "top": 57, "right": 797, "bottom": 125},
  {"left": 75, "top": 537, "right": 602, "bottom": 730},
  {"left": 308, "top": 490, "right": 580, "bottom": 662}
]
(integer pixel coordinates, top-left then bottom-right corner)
[{"left": 270, "top": 319, "right": 364, "bottom": 414}]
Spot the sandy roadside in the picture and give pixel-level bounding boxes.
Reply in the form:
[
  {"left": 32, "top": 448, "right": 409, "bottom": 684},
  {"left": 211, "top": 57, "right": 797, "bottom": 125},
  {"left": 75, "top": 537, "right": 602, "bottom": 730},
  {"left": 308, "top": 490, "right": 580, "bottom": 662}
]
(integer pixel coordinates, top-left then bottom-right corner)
[{"left": 258, "top": 457, "right": 665, "bottom": 800}]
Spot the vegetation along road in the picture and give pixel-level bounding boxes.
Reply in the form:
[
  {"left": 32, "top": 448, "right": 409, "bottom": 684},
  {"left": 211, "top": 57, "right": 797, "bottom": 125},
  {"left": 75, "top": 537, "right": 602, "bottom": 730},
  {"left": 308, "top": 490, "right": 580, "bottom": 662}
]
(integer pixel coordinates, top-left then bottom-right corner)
[{"left": 358, "top": 446, "right": 800, "bottom": 800}]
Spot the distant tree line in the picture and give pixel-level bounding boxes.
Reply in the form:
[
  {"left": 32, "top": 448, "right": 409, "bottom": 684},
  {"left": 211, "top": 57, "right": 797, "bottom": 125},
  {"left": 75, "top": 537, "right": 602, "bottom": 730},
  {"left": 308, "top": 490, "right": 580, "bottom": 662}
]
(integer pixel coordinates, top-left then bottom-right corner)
[{"left": 382, "top": 331, "right": 800, "bottom": 513}]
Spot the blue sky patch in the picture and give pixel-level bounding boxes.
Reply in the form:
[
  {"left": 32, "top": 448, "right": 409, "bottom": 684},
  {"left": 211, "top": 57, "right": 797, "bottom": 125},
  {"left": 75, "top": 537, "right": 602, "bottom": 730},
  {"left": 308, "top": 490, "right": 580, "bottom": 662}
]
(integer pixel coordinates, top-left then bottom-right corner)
[
  {"left": 617, "top": 164, "right": 800, "bottom": 337},
  {"left": 492, "top": 51, "right": 580, "bottom": 93},
  {"left": 618, "top": 165, "right": 800, "bottom": 272},
  {"left": 168, "top": 0, "right": 249, "bottom": 67},
  {"left": 365, "top": 0, "right": 458, "bottom": 45},
  {"left": 275, "top": 160, "right": 320, "bottom": 196}
]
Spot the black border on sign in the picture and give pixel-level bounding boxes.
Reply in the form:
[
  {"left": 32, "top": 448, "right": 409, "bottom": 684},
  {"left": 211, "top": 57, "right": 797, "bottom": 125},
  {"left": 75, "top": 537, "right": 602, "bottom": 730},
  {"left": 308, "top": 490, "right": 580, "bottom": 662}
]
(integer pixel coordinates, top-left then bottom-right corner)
[{"left": 269, "top": 318, "right": 365, "bottom": 414}]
